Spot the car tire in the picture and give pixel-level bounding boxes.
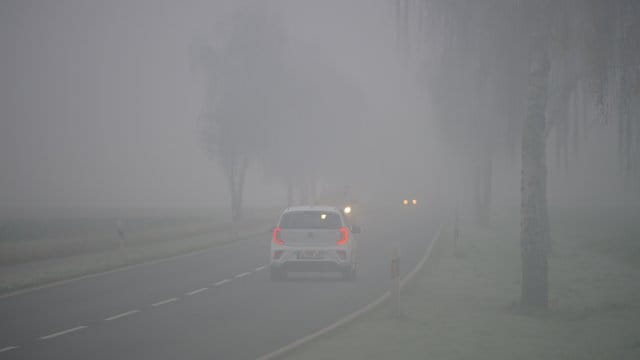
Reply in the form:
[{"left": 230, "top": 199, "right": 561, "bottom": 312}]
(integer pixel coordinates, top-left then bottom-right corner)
[
  {"left": 270, "top": 267, "right": 285, "bottom": 282},
  {"left": 342, "top": 264, "right": 356, "bottom": 281}
]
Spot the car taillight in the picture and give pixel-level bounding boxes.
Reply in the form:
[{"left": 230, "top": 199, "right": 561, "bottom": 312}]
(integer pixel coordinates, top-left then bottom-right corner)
[
  {"left": 272, "top": 227, "right": 284, "bottom": 245},
  {"left": 337, "top": 227, "right": 349, "bottom": 245}
]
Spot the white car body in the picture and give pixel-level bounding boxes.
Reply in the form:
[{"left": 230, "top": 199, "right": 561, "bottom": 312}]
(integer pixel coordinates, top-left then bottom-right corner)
[{"left": 270, "top": 206, "right": 358, "bottom": 281}]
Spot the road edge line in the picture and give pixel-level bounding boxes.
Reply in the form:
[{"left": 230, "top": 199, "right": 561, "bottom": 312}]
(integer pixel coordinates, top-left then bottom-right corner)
[
  {"left": 39, "top": 325, "right": 87, "bottom": 340},
  {"left": 255, "top": 223, "right": 444, "bottom": 360},
  {"left": 104, "top": 309, "right": 140, "bottom": 321},
  {"left": 0, "top": 228, "right": 268, "bottom": 300}
]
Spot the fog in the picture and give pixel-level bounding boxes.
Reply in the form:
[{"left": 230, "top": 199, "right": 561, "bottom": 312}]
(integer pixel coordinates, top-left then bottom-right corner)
[
  {"left": 1, "top": 1, "right": 227, "bottom": 214},
  {"left": 1, "top": 1, "right": 639, "bottom": 358},
  {"left": 0, "top": 0, "right": 439, "bottom": 218},
  {"left": 2, "top": 1, "right": 635, "bottom": 221}
]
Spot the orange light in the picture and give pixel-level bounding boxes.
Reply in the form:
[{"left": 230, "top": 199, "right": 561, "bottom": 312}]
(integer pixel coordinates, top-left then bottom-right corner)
[
  {"left": 272, "top": 227, "right": 284, "bottom": 245},
  {"left": 412, "top": 199, "right": 417, "bottom": 205},
  {"left": 403, "top": 199, "right": 409, "bottom": 205},
  {"left": 337, "top": 227, "right": 349, "bottom": 245}
]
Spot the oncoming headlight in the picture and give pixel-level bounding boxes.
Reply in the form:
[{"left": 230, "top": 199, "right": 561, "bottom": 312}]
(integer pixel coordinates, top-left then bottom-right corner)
[{"left": 343, "top": 206, "right": 352, "bottom": 215}]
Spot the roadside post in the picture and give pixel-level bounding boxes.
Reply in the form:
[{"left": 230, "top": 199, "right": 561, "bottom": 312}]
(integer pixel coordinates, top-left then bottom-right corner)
[
  {"left": 116, "top": 218, "right": 128, "bottom": 263},
  {"left": 454, "top": 205, "right": 460, "bottom": 252},
  {"left": 116, "top": 219, "right": 125, "bottom": 250},
  {"left": 231, "top": 220, "right": 239, "bottom": 241},
  {"left": 391, "top": 247, "right": 400, "bottom": 317}
]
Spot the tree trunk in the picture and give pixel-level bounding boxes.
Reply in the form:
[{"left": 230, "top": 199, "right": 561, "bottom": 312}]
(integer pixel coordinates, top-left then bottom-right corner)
[
  {"left": 299, "top": 180, "right": 309, "bottom": 205},
  {"left": 226, "top": 155, "right": 249, "bottom": 224},
  {"left": 309, "top": 178, "right": 317, "bottom": 205},
  {"left": 231, "top": 182, "right": 242, "bottom": 223},
  {"left": 520, "top": 25, "right": 551, "bottom": 309},
  {"left": 483, "top": 156, "right": 492, "bottom": 222},
  {"left": 286, "top": 182, "right": 294, "bottom": 207},
  {"left": 473, "top": 153, "right": 492, "bottom": 226}
]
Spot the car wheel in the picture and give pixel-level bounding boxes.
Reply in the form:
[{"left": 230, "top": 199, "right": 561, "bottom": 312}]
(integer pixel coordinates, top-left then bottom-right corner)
[{"left": 342, "top": 265, "right": 356, "bottom": 281}]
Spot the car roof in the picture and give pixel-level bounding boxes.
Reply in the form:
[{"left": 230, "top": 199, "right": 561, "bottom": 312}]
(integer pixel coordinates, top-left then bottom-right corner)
[{"left": 283, "top": 205, "right": 340, "bottom": 214}]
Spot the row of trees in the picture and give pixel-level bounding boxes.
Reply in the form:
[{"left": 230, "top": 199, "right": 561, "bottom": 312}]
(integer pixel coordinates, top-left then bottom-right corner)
[
  {"left": 191, "top": 2, "right": 363, "bottom": 222},
  {"left": 190, "top": 0, "right": 638, "bottom": 308},
  {"left": 395, "top": 0, "right": 640, "bottom": 308}
]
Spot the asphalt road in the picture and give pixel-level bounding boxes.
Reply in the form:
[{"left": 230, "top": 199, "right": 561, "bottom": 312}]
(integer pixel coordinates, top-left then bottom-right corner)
[{"left": 1, "top": 206, "right": 441, "bottom": 360}]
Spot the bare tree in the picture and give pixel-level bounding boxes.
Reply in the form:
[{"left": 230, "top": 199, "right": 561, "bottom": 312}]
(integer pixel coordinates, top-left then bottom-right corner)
[
  {"left": 394, "top": 0, "right": 640, "bottom": 308},
  {"left": 192, "top": 2, "right": 286, "bottom": 222},
  {"left": 520, "top": 0, "right": 552, "bottom": 308},
  {"left": 260, "top": 52, "right": 364, "bottom": 207}
]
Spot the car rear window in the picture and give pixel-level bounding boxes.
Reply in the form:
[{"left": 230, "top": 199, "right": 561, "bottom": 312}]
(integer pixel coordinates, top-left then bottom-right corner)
[{"left": 279, "top": 211, "right": 342, "bottom": 229}]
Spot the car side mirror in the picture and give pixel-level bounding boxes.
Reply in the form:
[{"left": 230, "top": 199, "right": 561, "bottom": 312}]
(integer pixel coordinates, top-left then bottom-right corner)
[{"left": 351, "top": 225, "right": 361, "bottom": 234}]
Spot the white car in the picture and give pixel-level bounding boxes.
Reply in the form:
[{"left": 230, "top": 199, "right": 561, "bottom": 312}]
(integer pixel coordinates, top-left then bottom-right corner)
[{"left": 270, "top": 206, "right": 360, "bottom": 281}]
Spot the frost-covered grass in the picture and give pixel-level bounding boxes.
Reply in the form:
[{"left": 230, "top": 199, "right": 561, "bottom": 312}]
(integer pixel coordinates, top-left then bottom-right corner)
[
  {"left": 0, "top": 208, "right": 236, "bottom": 264},
  {"left": 286, "top": 205, "right": 640, "bottom": 360},
  {"left": 0, "top": 209, "right": 278, "bottom": 294}
]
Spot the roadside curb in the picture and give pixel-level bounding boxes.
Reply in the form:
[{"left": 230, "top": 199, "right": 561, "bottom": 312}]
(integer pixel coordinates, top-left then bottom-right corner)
[
  {"left": 256, "top": 223, "right": 444, "bottom": 360},
  {"left": 0, "top": 227, "right": 268, "bottom": 300}
]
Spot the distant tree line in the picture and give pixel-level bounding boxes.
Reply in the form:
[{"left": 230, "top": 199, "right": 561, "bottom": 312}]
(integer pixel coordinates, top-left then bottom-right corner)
[{"left": 190, "top": 2, "right": 363, "bottom": 222}]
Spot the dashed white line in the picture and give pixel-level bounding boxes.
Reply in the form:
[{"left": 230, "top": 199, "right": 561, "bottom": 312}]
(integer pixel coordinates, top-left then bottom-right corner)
[
  {"left": 0, "top": 346, "right": 18, "bottom": 353},
  {"left": 40, "top": 326, "right": 87, "bottom": 340},
  {"left": 214, "top": 279, "right": 231, "bottom": 287},
  {"left": 151, "top": 298, "right": 178, "bottom": 307},
  {"left": 186, "top": 287, "right": 208, "bottom": 296},
  {"left": 235, "top": 272, "right": 251, "bottom": 279},
  {"left": 255, "top": 266, "right": 266, "bottom": 272},
  {"left": 104, "top": 310, "right": 139, "bottom": 321}
]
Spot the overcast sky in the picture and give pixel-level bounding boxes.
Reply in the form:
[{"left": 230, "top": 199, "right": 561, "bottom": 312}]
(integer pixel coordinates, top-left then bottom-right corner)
[
  {"left": 0, "top": 0, "right": 430, "bottom": 214},
  {"left": 1, "top": 1, "right": 224, "bottom": 211}
]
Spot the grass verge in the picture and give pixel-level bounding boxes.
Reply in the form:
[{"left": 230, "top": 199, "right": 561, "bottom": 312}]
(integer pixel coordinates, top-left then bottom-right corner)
[
  {"left": 284, "top": 206, "right": 640, "bottom": 360},
  {"left": 0, "top": 213, "right": 276, "bottom": 295}
]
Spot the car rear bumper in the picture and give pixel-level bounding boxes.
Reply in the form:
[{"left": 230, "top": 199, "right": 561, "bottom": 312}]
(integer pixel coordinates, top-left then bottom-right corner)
[
  {"left": 270, "top": 261, "right": 351, "bottom": 272},
  {"left": 271, "top": 247, "right": 351, "bottom": 266}
]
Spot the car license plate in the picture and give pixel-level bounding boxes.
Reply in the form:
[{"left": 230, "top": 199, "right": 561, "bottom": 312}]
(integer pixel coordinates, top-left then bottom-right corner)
[{"left": 299, "top": 250, "right": 324, "bottom": 259}]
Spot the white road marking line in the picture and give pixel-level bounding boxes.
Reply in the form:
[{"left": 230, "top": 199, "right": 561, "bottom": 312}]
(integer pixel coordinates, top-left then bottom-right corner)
[
  {"left": 0, "top": 229, "right": 267, "bottom": 301},
  {"left": 40, "top": 326, "right": 87, "bottom": 340},
  {"left": 186, "top": 287, "right": 208, "bottom": 296},
  {"left": 235, "top": 272, "right": 250, "bottom": 279},
  {"left": 0, "top": 346, "right": 18, "bottom": 353},
  {"left": 104, "top": 310, "right": 139, "bottom": 321},
  {"left": 255, "top": 266, "right": 266, "bottom": 271},
  {"left": 213, "top": 279, "right": 231, "bottom": 287},
  {"left": 255, "top": 224, "right": 445, "bottom": 360},
  {"left": 151, "top": 298, "right": 178, "bottom": 307}
]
